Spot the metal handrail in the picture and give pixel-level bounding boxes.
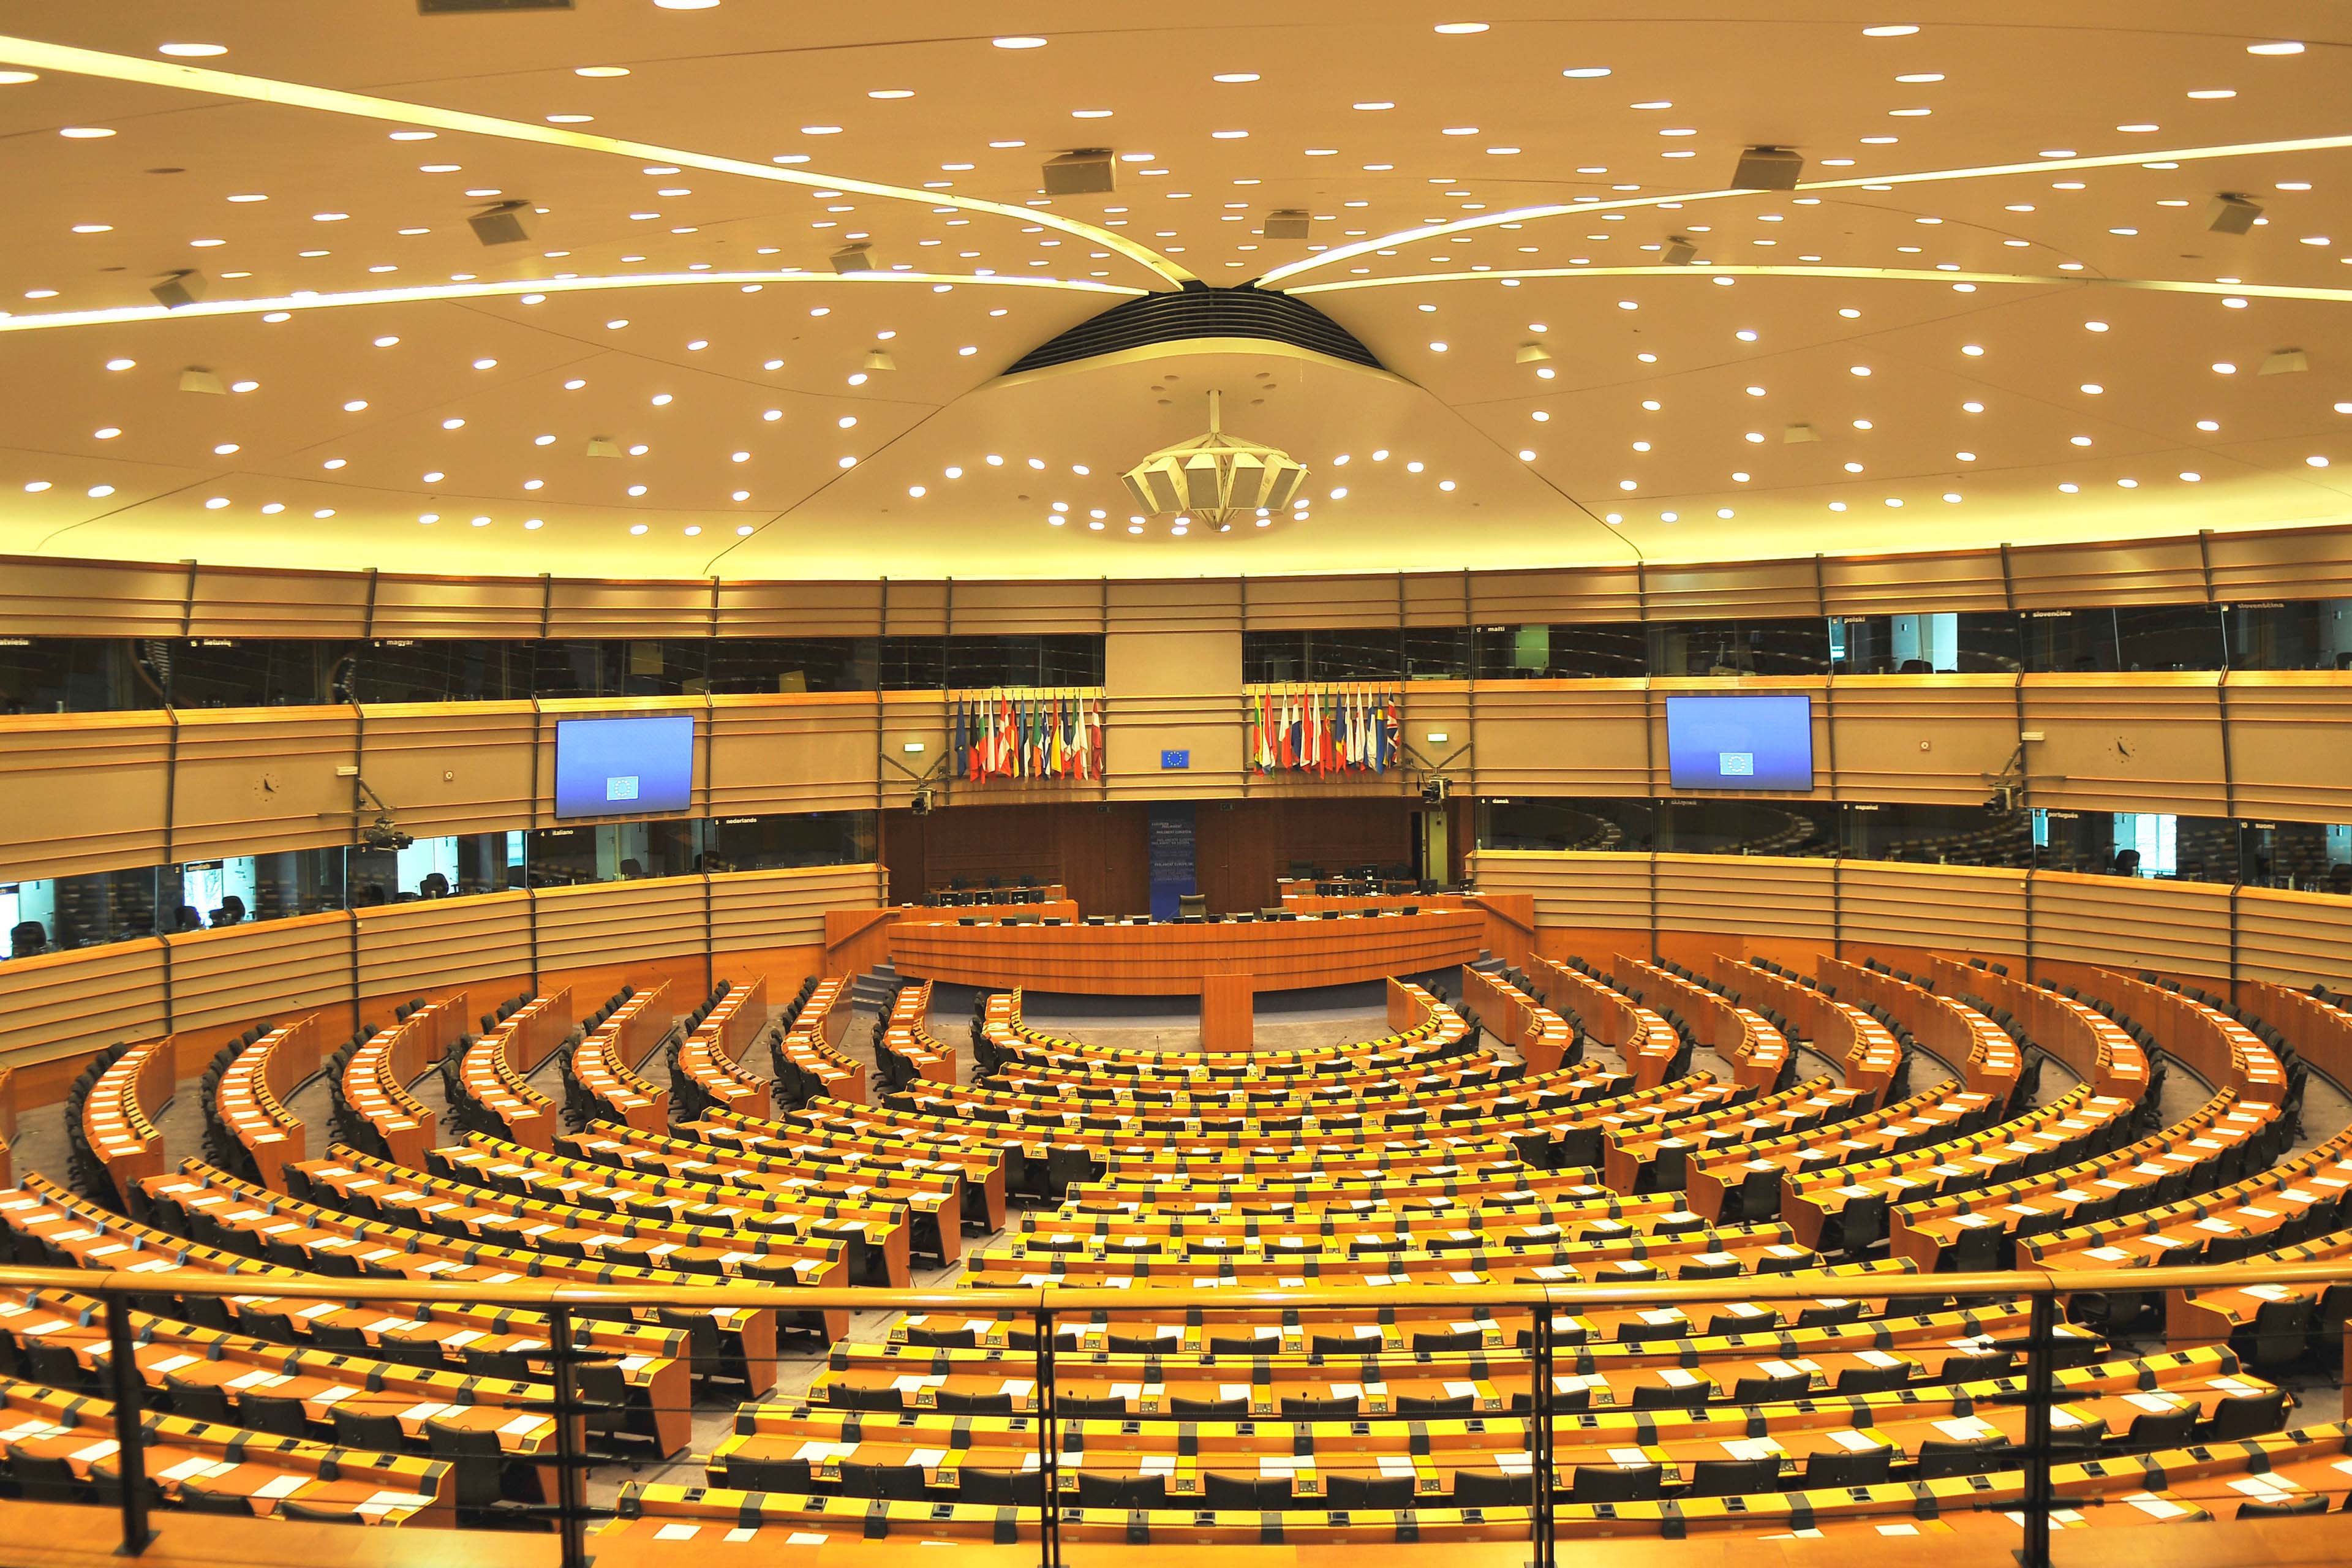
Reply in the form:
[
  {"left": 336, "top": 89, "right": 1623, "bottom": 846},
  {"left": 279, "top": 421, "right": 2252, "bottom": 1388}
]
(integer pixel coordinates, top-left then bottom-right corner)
[
  {"left": 9, "top": 1254, "right": 2346, "bottom": 1568},
  {"left": 7, "top": 1256, "right": 2349, "bottom": 1311}
]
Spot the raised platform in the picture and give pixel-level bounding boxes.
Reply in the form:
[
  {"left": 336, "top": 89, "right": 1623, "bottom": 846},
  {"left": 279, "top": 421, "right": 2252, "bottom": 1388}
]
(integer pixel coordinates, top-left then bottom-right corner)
[{"left": 888, "top": 908, "right": 1485, "bottom": 995}]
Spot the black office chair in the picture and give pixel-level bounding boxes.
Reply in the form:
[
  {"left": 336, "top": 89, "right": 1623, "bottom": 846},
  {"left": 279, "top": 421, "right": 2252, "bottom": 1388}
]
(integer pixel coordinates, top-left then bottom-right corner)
[
  {"left": 1076, "top": 1472, "right": 1164, "bottom": 1510},
  {"left": 424, "top": 1418, "right": 511, "bottom": 1512},
  {"left": 1201, "top": 1472, "right": 1292, "bottom": 1510},
  {"left": 1801, "top": 1444, "right": 1891, "bottom": 1489},
  {"left": 1456, "top": 1469, "right": 1537, "bottom": 1507},
  {"left": 1686, "top": 1457, "right": 1778, "bottom": 1497},
  {"left": 331, "top": 1407, "right": 409, "bottom": 1451},
  {"left": 175, "top": 1482, "right": 255, "bottom": 1515},
  {"left": 959, "top": 1468, "right": 1042, "bottom": 1508},
  {"left": 237, "top": 1392, "right": 312, "bottom": 1440},
  {"left": 4, "top": 1444, "right": 92, "bottom": 1503},
  {"left": 279, "top": 1499, "right": 366, "bottom": 1524},
  {"left": 840, "top": 1460, "right": 930, "bottom": 1501}
]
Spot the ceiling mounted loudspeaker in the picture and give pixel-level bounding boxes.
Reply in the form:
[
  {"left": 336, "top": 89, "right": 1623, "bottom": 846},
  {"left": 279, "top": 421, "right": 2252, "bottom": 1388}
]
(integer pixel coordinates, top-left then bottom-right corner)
[
  {"left": 1731, "top": 145, "right": 1802, "bottom": 191},
  {"left": 863, "top": 347, "right": 897, "bottom": 372},
  {"left": 178, "top": 365, "right": 226, "bottom": 395},
  {"left": 1122, "top": 390, "right": 1308, "bottom": 529},
  {"left": 1264, "top": 208, "right": 1311, "bottom": 239},
  {"left": 1782, "top": 423, "right": 1818, "bottom": 443},
  {"left": 2260, "top": 347, "right": 2309, "bottom": 375},
  {"left": 1662, "top": 236, "right": 1697, "bottom": 266},
  {"left": 2207, "top": 192, "right": 2263, "bottom": 234},
  {"left": 151, "top": 270, "right": 204, "bottom": 310},
  {"left": 584, "top": 436, "right": 621, "bottom": 458},
  {"left": 467, "top": 200, "right": 533, "bottom": 247},
  {"left": 830, "top": 241, "right": 874, "bottom": 274},
  {"left": 1043, "top": 149, "right": 1115, "bottom": 196},
  {"left": 1515, "top": 341, "right": 1551, "bottom": 364}
]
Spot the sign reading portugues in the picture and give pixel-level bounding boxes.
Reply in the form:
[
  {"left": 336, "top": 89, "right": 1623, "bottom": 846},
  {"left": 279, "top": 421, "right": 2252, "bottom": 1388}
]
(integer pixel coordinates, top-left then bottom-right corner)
[
  {"left": 1246, "top": 684, "right": 1402, "bottom": 775},
  {"left": 951, "top": 688, "right": 1106, "bottom": 783}
]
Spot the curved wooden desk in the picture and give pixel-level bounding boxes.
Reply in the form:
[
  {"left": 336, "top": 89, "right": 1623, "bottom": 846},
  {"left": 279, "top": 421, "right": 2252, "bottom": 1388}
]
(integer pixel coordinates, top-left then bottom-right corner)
[{"left": 888, "top": 909, "right": 1485, "bottom": 996}]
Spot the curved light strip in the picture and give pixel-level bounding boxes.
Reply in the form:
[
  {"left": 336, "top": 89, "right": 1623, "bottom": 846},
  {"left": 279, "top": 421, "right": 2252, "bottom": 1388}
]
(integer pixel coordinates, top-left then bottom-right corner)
[
  {"left": 0, "top": 268, "right": 1142, "bottom": 335},
  {"left": 1259, "top": 133, "right": 2352, "bottom": 289},
  {"left": 0, "top": 34, "right": 1194, "bottom": 289},
  {"left": 1290, "top": 264, "right": 2352, "bottom": 304}
]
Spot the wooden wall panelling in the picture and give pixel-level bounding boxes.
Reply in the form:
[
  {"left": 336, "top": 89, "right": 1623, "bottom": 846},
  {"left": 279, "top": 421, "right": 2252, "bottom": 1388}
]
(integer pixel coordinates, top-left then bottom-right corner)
[
  {"left": 188, "top": 567, "right": 371, "bottom": 640},
  {"left": 2021, "top": 674, "right": 2228, "bottom": 816},
  {"left": 532, "top": 876, "right": 708, "bottom": 975},
  {"left": 880, "top": 579, "right": 951, "bottom": 639},
  {"left": 358, "top": 702, "right": 541, "bottom": 843},
  {"left": 1468, "top": 567, "right": 1644, "bottom": 626},
  {"left": 2206, "top": 525, "right": 2352, "bottom": 603},
  {"left": 1403, "top": 572, "right": 1472, "bottom": 627},
  {"left": 882, "top": 804, "right": 1147, "bottom": 916},
  {"left": 1820, "top": 549, "right": 2008, "bottom": 617},
  {"left": 1642, "top": 557, "right": 1820, "bottom": 620},
  {"left": 1104, "top": 624, "right": 1243, "bottom": 796},
  {"left": 2006, "top": 537, "right": 2209, "bottom": 609},
  {"left": 355, "top": 892, "right": 535, "bottom": 1009},
  {"left": 877, "top": 690, "right": 949, "bottom": 809},
  {"left": 1234, "top": 574, "right": 1404, "bottom": 631},
  {"left": 710, "top": 864, "right": 883, "bottom": 957},
  {"left": 0, "top": 937, "right": 168, "bottom": 1072},
  {"left": 1827, "top": 676, "right": 2019, "bottom": 807},
  {"left": 1470, "top": 849, "right": 1653, "bottom": 933},
  {"left": 0, "top": 710, "right": 172, "bottom": 881},
  {"left": 1469, "top": 680, "right": 1649, "bottom": 799},
  {"left": 162, "top": 913, "right": 353, "bottom": 1039},
  {"left": 1193, "top": 797, "right": 1419, "bottom": 913},
  {"left": 2216, "top": 673, "right": 2352, "bottom": 823},
  {"left": 366, "top": 575, "right": 549, "bottom": 640},
  {"left": 1106, "top": 578, "right": 1243, "bottom": 637},
  {"left": 2029, "top": 870, "right": 2234, "bottom": 977},
  {"left": 2234, "top": 885, "right": 2352, "bottom": 991},
  {"left": 715, "top": 579, "right": 886, "bottom": 639},
  {"left": 0, "top": 556, "right": 194, "bottom": 637},
  {"left": 1654, "top": 854, "right": 1836, "bottom": 955},
  {"left": 950, "top": 580, "right": 1111, "bottom": 636},
  {"left": 168, "top": 705, "right": 361, "bottom": 865},
  {"left": 708, "top": 693, "right": 883, "bottom": 817},
  {"left": 548, "top": 577, "right": 725, "bottom": 641},
  {"left": 1838, "top": 862, "right": 2029, "bottom": 957}
]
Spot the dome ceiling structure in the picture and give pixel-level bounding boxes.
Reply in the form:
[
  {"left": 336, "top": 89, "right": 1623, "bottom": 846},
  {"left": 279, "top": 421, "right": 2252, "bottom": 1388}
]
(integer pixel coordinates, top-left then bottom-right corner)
[{"left": 0, "top": 1, "right": 2345, "bottom": 579}]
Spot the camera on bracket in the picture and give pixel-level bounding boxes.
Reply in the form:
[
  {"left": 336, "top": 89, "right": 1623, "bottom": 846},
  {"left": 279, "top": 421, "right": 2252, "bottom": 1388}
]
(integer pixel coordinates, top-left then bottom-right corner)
[
  {"left": 1420, "top": 777, "right": 1451, "bottom": 805},
  {"left": 362, "top": 816, "right": 415, "bottom": 853}
]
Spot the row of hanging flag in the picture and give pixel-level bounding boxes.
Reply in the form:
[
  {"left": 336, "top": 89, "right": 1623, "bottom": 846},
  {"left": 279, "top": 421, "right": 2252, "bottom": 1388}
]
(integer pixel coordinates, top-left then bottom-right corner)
[
  {"left": 952, "top": 688, "right": 1105, "bottom": 782},
  {"left": 1250, "top": 684, "right": 1403, "bottom": 774}
]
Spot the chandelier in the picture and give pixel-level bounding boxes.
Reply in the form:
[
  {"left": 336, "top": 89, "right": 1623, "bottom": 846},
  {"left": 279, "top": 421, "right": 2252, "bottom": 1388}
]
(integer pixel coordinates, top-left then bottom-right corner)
[{"left": 1121, "top": 390, "right": 1309, "bottom": 529}]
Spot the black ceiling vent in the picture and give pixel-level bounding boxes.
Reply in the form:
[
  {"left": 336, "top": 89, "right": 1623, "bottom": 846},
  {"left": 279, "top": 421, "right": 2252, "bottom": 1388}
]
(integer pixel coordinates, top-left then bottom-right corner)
[
  {"left": 1003, "top": 285, "right": 1384, "bottom": 375},
  {"left": 420, "top": 0, "right": 572, "bottom": 13}
]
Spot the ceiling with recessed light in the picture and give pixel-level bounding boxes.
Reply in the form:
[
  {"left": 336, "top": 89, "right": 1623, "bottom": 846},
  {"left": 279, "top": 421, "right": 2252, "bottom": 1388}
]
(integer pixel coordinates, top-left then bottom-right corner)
[{"left": 0, "top": 1, "right": 2345, "bottom": 579}]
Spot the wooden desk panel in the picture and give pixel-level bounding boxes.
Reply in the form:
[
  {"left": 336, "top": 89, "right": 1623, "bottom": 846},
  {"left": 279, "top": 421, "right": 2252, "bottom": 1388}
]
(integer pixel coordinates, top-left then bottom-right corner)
[{"left": 891, "top": 911, "right": 1485, "bottom": 995}]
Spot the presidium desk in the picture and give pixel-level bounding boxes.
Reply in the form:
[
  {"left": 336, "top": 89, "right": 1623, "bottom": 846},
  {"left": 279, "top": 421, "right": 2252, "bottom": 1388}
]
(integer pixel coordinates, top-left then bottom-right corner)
[{"left": 886, "top": 907, "right": 1487, "bottom": 1050}]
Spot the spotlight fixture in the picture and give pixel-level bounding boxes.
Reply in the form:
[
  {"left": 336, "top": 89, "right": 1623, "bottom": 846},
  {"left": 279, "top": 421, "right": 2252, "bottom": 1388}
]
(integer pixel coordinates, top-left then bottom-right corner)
[
  {"left": 829, "top": 241, "right": 875, "bottom": 274},
  {"left": 862, "top": 347, "right": 897, "bottom": 372},
  {"left": 151, "top": 269, "right": 205, "bottom": 309},
  {"left": 1263, "top": 208, "right": 1311, "bottom": 239},
  {"left": 1730, "top": 145, "right": 1803, "bottom": 191},
  {"left": 1122, "top": 390, "right": 1307, "bottom": 527},
  {"left": 466, "top": 199, "right": 533, "bottom": 247},
  {"left": 1042, "top": 148, "right": 1116, "bottom": 196},
  {"left": 1662, "top": 235, "right": 1697, "bottom": 265},
  {"left": 2206, "top": 192, "right": 2263, "bottom": 234},
  {"left": 1515, "top": 341, "right": 1552, "bottom": 364},
  {"left": 177, "top": 366, "right": 227, "bottom": 395}
]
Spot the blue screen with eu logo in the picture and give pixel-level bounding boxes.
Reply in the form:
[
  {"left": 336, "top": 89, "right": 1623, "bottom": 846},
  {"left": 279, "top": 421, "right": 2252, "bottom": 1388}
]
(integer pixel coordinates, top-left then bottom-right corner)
[
  {"left": 554, "top": 715, "right": 696, "bottom": 819},
  {"left": 1664, "top": 695, "right": 1814, "bottom": 791}
]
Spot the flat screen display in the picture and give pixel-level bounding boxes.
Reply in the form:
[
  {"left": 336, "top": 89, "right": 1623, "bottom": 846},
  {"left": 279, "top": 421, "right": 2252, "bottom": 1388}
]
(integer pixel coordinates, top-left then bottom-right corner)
[
  {"left": 554, "top": 715, "right": 695, "bottom": 819},
  {"left": 1664, "top": 695, "right": 1814, "bottom": 791}
]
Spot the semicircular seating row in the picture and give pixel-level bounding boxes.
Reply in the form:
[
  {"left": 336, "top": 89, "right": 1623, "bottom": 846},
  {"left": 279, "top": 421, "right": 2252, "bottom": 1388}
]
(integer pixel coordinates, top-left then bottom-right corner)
[{"left": 7, "top": 941, "right": 2351, "bottom": 1547}]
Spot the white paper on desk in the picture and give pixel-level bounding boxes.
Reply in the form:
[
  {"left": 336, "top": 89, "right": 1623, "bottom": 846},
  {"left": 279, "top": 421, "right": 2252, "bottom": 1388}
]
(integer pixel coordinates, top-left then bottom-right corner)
[
  {"left": 149, "top": 1354, "right": 199, "bottom": 1375},
  {"left": 500, "top": 1414, "right": 545, "bottom": 1437},
  {"left": 1606, "top": 1447, "right": 1651, "bottom": 1467},
  {"left": 793, "top": 1440, "right": 856, "bottom": 1462},
  {"left": 443, "top": 1329, "right": 484, "bottom": 1348},
  {"left": 71, "top": 1439, "right": 119, "bottom": 1463},
  {"left": 1934, "top": 1417, "right": 1997, "bottom": 1440},
  {"left": 654, "top": 1524, "right": 701, "bottom": 1542},
  {"left": 1724, "top": 1438, "right": 1785, "bottom": 1461},
  {"left": 1257, "top": 1455, "right": 1299, "bottom": 1477},
  {"left": 398, "top": 1401, "right": 451, "bottom": 1422},
  {"left": 1139, "top": 1455, "right": 1176, "bottom": 1476},
  {"left": 252, "top": 1474, "right": 307, "bottom": 1501},
  {"left": 1218, "top": 1383, "right": 1251, "bottom": 1401},
  {"left": 1830, "top": 1430, "right": 1881, "bottom": 1452},
  {"left": 309, "top": 1386, "right": 354, "bottom": 1406},
  {"left": 1855, "top": 1350, "right": 1902, "bottom": 1369},
  {"left": 228, "top": 1370, "right": 290, "bottom": 1390}
]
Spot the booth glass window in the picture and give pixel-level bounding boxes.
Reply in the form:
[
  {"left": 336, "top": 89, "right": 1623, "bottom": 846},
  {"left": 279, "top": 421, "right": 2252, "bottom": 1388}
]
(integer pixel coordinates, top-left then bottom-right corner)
[
  {"left": 0, "top": 639, "right": 157, "bottom": 713},
  {"left": 2222, "top": 599, "right": 2352, "bottom": 671},
  {"left": 1646, "top": 619, "right": 1832, "bottom": 677},
  {"left": 1479, "top": 797, "right": 1655, "bottom": 852},
  {"left": 1473, "top": 624, "right": 1648, "bottom": 680},
  {"left": 704, "top": 812, "right": 876, "bottom": 872},
  {"left": 1831, "top": 614, "right": 2024, "bottom": 674}
]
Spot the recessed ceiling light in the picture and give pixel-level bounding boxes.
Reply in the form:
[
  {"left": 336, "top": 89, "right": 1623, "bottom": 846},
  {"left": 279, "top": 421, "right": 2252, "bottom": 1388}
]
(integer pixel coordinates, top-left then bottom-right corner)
[
  {"left": 1562, "top": 66, "right": 1611, "bottom": 77},
  {"left": 2187, "top": 88, "right": 2236, "bottom": 99},
  {"left": 1071, "top": 109, "right": 1112, "bottom": 119},
  {"left": 1353, "top": 100, "right": 1393, "bottom": 110},
  {"left": 70, "top": 223, "right": 112, "bottom": 234},
  {"left": 1434, "top": 21, "right": 1489, "bottom": 32},
  {"left": 576, "top": 66, "right": 631, "bottom": 77},
  {"left": 0, "top": 70, "right": 39, "bottom": 85},
  {"left": 869, "top": 89, "right": 914, "bottom": 99},
  {"left": 654, "top": 0, "right": 720, "bottom": 8},
  {"left": 158, "top": 42, "right": 227, "bottom": 56},
  {"left": 59, "top": 127, "right": 116, "bottom": 138},
  {"left": 545, "top": 113, "right": 594, "bottom": 124},
  {"left": 1896, "top": 72, "right": 1944, "bottom": 82},
  {"left": 388, "top": 129, "right": 435, "bottom": 141},
  {"left": 1863, "top": 23, "right": 1920, "bottom": 35},
  {"left": 993, "top": 36, "right": 1047, "bottom": 48},
  {"left": 2247, "top": 40, "right": 2304, "bottom": 55}
]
